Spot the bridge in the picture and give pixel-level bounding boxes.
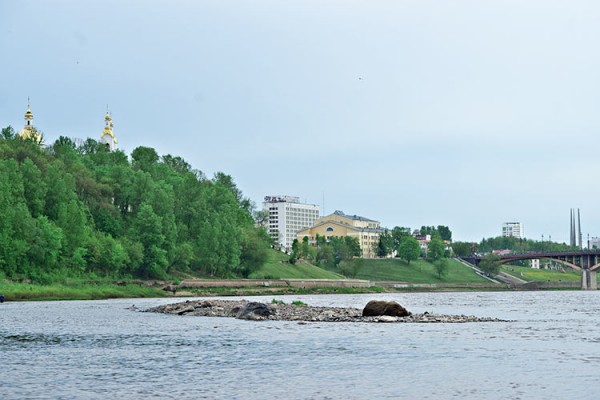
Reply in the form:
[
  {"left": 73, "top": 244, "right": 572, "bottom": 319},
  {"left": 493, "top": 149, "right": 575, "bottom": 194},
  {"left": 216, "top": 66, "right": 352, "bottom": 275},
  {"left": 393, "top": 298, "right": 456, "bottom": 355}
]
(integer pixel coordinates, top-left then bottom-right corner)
[{"left": 462, "top": 250, "right": 600, "bottom": 290}]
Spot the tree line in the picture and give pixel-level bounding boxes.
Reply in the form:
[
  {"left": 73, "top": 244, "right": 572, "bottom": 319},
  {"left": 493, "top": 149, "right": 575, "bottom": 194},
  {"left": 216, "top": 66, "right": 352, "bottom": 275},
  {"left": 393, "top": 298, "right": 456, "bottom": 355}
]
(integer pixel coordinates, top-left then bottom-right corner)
[
  {"left": 0, "top": 127, "right": 270, "bottom": 283},
  {"left": 452, "top": 236, "right": 575, "bottom": 257}
]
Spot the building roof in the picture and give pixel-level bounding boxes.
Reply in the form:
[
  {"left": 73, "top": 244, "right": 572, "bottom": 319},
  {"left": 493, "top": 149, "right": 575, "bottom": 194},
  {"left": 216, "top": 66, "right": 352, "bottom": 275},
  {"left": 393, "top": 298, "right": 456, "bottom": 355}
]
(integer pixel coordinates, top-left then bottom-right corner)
[
  {"left": 331, "top": 210, "right": 377, "bottom": 223},
  {"left": 298, "top": 219, "right": 385, "bottom": 235}
]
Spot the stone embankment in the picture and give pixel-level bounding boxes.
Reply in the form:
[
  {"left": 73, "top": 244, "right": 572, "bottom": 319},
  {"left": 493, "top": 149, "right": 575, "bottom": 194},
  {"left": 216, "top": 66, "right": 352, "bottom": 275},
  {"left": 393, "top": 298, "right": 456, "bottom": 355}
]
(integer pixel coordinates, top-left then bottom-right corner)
[{"left": 146, "top": 300, "right": 507, "bottom": 323}]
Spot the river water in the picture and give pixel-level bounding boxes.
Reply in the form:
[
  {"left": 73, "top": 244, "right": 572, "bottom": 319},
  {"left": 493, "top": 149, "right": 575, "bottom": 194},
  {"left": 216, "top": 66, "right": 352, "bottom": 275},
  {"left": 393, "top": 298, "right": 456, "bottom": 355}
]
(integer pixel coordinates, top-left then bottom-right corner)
[{"left": 1, "top": 291, "right": 599, "bottom": 399}]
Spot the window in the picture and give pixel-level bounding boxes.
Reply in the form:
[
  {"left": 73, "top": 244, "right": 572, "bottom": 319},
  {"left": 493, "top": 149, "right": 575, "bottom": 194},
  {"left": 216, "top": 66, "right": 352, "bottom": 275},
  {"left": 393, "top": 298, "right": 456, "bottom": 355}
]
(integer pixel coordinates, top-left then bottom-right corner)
[{"left": 326, "top": 227, "right": 334, "bottom": 232}]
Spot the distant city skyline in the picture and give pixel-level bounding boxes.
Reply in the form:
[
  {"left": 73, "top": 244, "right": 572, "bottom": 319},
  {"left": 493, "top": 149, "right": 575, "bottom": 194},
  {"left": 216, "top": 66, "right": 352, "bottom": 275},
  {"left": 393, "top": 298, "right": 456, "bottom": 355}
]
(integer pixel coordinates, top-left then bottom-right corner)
[{"left": 2, "top": 1, "right": 600, "bottom": 243}]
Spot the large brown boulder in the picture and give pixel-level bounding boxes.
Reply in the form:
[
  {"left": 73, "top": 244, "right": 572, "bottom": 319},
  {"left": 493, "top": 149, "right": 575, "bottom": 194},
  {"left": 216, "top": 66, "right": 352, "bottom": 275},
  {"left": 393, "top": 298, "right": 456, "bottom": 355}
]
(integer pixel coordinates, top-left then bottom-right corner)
[{"left": 362, "top": 300, "right": 411, "bottom": 317}]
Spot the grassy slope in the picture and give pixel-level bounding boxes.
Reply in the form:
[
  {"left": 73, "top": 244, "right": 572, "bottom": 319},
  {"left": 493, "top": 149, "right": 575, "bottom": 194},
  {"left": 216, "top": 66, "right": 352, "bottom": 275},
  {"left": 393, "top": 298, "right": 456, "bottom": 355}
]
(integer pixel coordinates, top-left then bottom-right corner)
[
  {"left": 249, "top": 249, "right": 343, "bottom": 279},
  {"left": 354, "top": 258, "right": 490, "bottom": 283},
  {"left": 0, "top": 280, "right": 165, "bottom": 301},
  {"left": 500, "top": 265, "right": 587, "bottom": 282}
]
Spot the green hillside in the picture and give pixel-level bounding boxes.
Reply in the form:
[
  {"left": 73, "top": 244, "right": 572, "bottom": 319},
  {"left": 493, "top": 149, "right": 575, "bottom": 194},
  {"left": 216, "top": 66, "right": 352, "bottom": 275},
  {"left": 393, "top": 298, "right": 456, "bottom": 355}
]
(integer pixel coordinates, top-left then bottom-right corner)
[
  {"left": 353, "top": 258, "right": 490, "bottom": 283},
  {"left": 501, "top": 265, "right": 586, "bottom": 282},
  {"left": 249, "top": 249, "right": 343, "bottom": 279}
]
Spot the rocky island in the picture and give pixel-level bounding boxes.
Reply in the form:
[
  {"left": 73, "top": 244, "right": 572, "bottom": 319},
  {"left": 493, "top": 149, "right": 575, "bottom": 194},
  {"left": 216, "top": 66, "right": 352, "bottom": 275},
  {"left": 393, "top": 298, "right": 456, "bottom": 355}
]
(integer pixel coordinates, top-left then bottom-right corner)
[{"left": 146, "top": 299, "right": 507, "bottom": 323}]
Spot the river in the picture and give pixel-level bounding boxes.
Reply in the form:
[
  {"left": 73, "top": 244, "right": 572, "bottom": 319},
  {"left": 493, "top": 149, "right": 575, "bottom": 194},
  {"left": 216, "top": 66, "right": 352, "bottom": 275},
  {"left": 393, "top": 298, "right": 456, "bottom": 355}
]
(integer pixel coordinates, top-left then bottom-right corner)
[{"left": 1, "top": 291, "right": 599, "bottom": 399}]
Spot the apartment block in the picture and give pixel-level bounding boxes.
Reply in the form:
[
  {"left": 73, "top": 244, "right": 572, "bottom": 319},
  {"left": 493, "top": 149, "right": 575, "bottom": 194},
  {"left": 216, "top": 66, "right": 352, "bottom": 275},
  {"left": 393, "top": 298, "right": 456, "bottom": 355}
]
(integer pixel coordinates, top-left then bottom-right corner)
[{"left": 263, "top": 195, "right": 320, "bottom": 252}]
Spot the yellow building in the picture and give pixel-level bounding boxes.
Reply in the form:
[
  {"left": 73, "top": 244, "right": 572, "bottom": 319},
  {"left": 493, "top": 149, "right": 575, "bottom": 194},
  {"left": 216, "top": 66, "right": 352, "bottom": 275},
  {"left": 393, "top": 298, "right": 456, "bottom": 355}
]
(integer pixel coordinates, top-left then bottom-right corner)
[{"left": 296, "top": 210, "right": 384, "bottom": 258}]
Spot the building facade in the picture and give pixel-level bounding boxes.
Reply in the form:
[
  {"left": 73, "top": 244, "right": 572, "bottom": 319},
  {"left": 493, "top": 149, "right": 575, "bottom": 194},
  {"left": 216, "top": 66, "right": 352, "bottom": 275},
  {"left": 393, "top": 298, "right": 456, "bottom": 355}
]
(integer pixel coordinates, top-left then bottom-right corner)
[
  {"left": 502, "top": 222, "right": 523, "bottom": 238},
  {"left": 263, "top": 195, "right": 320, "bottom": 252},
  {"left": 588, "top": 237, "right": 600, "bottom": 249},
  {"left": 296, "top": 210, "right": 384, "bottom": 258}
]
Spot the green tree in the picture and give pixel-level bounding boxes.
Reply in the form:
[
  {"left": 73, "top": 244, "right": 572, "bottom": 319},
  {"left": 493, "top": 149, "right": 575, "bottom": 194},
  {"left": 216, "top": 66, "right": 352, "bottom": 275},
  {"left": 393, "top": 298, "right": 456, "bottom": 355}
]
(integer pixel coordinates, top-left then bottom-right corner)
[
  {"left": 161, "top": 154, "right": 191, "bottom": 174},
  {"left": 131, "top": 146, "right": 159, "bottom": 171},
  {"left": 316, "top": 244, "right": 335, "bottom": 269},
  {"left": 437, "top": 225, "right": 452, "bottom": 241},
  {"left": 290, "top": 238, "right": 300, "bottom": 264},
  {"left": 391, "top": 226, "right": 411, "bottom": 249},
  {"left": 329, "top": 236, "right": 361, "bottom": 266},
  {"left": 238, "top": 227, "right": 270, "bottom": 277},
  {"left": 338, "top": 258, "right": 364, "bottom": 278},
  {"left": 452, "top": 241, "right": 476, "bottom": 257},
  {"left": 375, "top": 230, "right": 394, "bottom": 257},
  {"left": 398, "top": 236, "right": 421, "bottom": 265},
  {"left": 427, "top": 236, "right": 445, "bottom": 261},
  {"left": 433, "top": 258, "right": 449, "bottom": 279},
  {"left": 20, "top": 158, "right": 47, "bottom": 218},
  {"left": 1, "top": 126, "right": 15, "bottom": 140},
  {"left": 57, "top": 199, "right": 91, "bottom": 271},
  {"left": 133, "top": 203, "right": 168, "bottom": 278},
  {"left": 301, "top": 236, "right": 310, "bottom": 259},
  {"left": 479, "top": 253, "right": 501, "bottom": 277}
]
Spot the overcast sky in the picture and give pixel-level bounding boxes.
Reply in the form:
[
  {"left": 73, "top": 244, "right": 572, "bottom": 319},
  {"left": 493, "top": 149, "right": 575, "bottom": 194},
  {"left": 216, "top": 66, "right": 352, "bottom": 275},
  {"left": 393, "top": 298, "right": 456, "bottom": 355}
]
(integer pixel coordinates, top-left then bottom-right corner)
[{"left": 2, "top": 0, "right": 599, "bottom": 243}]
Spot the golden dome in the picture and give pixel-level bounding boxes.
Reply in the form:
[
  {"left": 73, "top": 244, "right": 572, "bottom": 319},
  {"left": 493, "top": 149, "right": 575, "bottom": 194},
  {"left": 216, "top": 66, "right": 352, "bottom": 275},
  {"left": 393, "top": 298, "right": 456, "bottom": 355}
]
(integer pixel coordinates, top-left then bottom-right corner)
[
  {"left": 18, "top": 126, "right": 43, "bottom": 144},
  {"left": 24, "top": 107, "right": 33, "bottom": 119},
  {"left": 105, "top": 113, "right": 112, "bottom": 121},
  {"left": 101, "top": 127, "right": 115, "bottom": 139}
]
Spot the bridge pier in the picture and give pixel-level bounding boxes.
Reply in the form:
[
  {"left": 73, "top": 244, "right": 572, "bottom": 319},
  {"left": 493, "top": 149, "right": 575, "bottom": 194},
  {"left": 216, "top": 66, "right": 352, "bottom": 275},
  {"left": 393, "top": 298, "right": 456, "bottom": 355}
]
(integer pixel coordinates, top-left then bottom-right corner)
[{"left": 581, "top": 270, "right": 597, "bottom": 290}]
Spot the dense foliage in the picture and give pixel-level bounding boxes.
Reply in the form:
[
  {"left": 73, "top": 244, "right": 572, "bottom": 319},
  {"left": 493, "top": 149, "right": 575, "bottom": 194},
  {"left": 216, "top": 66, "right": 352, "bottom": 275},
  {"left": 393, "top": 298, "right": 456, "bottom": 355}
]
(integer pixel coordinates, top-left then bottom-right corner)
[
  {"left": 397, "top": 235, "right": 421, "bottom": 265},
  {"left": 452, "top": 236, "right": 574, "bottom": 257},
  {"left": 420, "top": 225, "right": 452, "bottom": 241},
  {"left": 0, "top": 129, "right": 270, "bottom": 282}
]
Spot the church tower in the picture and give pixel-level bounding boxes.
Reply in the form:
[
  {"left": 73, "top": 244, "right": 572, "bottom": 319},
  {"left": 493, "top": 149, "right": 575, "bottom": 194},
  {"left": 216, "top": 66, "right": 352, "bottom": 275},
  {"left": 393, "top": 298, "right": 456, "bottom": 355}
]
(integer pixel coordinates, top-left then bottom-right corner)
[
  {"left": 17, "top": 97, "right": 43, "bottom": 144},
  {"left": 100, "top": 110, "right": 118, "bottom": 151}
]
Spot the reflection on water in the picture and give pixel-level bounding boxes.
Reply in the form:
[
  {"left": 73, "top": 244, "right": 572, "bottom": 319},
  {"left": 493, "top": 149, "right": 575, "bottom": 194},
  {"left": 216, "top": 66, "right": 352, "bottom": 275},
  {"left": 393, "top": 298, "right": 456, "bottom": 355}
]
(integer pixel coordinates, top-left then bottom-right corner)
[{"left": 1, "top": 292, "right": 599, "bottom": 399}]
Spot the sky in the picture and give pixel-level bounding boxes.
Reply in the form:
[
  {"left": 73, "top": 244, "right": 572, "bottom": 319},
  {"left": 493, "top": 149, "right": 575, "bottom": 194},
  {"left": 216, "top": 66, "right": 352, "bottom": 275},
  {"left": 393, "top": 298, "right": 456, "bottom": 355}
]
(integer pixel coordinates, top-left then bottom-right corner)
[{"left": 1, "top": 0, "right": 599, "bottom": 243}]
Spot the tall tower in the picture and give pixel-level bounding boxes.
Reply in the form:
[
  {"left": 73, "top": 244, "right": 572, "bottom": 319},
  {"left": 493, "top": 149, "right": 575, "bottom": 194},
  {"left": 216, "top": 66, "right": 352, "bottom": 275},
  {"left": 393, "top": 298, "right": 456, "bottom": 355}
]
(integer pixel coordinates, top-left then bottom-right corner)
[
  {"left": 570, "top": 209, "right": 575, "bottom": 247},
  {"left": 99, "top": 110, "right": 118, "bottom": 151},
  {"left": 578, "top": 209, "right": 583, "bottom": 250},
  {"left": 570, "top": 208, "right": 583, "bottom": 249},
  {"left": 17, "top": 97, "right": 43, "bottom": 144}
]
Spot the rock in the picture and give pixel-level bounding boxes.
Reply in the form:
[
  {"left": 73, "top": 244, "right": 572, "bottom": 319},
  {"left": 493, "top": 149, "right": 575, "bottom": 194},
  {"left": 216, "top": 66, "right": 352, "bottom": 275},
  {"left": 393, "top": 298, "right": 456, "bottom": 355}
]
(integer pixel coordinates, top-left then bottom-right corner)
[
  {"left": 145, "top": 299, "right": 507, "bottom": 323},
  {"left": 235, "top": 302, "right": 274, "bottom": 320},
  {"left": 362, "top": 300, "right": 411, "bottom": 317},
  {"left": 177, "top": 306, "right": 195, "bottom": 315},
  {"left": 163, "top": 284, "right": 177, "bottom": 294},
  {"left": 376, "top": 315, "right": 398, "bottom": 323}
]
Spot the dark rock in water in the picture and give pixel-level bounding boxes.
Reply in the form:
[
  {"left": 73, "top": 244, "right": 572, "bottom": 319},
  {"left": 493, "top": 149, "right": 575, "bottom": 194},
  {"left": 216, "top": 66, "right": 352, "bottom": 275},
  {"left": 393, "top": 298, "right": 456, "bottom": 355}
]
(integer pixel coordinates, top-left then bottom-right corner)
[
  {"left": 0, "top": 294, "right": 4, "bottom": 303},
  {"left": 362, "top": 300, "right": 411, "bottom": 317},
  {"left": 236, "top": 302, "right": 274, "bottom": 320},
  {"left": 230, "top": 305, "right": 242, "bottom": 316},
  {"left": 163, "top": 284, "right": 177, "bottom": 294}
]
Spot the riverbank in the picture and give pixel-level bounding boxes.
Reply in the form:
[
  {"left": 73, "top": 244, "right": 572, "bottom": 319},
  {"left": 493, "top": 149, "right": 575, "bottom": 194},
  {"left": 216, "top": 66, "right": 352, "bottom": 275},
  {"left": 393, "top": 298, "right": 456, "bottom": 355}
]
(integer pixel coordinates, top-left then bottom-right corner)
[
  {"left": 147, "top": 299, "right": 508, "bottom": 323},
  {"left": 0, "top": 281, "right": 166, "bottom": 301},
  {"left": 1, "top": 279, "right": 588, "bottom": 301}
]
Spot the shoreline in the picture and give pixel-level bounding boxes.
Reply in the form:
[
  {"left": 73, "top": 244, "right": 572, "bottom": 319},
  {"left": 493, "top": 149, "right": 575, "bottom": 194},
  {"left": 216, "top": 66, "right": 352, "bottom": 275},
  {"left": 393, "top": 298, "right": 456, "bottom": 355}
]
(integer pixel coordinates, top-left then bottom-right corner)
[
  {"left": 146, "top": 299, "right": 509, "bottom": 323},
  {"left": 0, "top": 279, "right": 588, "bottom": 302}
]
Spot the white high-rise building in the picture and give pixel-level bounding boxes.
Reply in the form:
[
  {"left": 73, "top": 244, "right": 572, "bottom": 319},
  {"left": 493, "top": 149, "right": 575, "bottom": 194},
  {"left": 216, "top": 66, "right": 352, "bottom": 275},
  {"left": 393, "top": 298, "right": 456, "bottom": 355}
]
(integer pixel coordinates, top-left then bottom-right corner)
[
  {"left": 263, "top": 195, "right": 320, "bottom": 252},
  {"left": 502, "top": 222, "right": 523, "bottom": 238}
]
